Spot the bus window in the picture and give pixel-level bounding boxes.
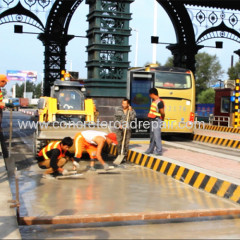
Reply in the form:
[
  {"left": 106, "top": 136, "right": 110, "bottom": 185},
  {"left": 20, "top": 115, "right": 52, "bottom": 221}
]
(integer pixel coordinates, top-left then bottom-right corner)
[{"left": 155, "top": 72, "right": 192, "bottom": 89}]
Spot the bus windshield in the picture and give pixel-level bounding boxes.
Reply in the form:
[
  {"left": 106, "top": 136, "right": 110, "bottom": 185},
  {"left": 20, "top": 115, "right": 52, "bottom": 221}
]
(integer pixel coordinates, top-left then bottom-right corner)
[{"left": 155, "top": 72, "right": 192, "bottom": 89}]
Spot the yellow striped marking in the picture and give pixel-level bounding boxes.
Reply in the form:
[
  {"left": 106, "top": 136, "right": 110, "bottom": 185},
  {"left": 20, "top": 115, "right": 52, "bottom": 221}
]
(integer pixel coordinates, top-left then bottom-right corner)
[
  {"left": 230, "top": 186, "right": 240, "bottom": 202},
  {"left": 212, "top": 137, "right": 219, "bottom": 144},
  {"left": 232, "top": 141, "right": 238, "bottom": 148},
  {"left": 205, "top": 177, "right": 217, "bottom": 193},
  {"left": 193, "top": 173, "right": 206, "bottom": 188},
  {"left": 135, "top": 153, "right": 142, "bottom": 165},
  {"left": 130, "top": 151, "right": 137, "bottom": 163},
  {"left": 208, "top": 137, "right": 214, "bottom": 143},
  {"left": 141, "top": 155, "right": 148, "bottom": 167},
  {"left": 167, "top": 163, "right": 176, "bottom": 176},
  {"left": 184, "top": 170, "right": 195, "bottom": 184},
  {"left": 221, "top": 139, "right": 228, "bottom": 146},
  {"left": 205, "top": 136, "right": 210, "bottom": 142},
  {"left": 200, "top": 135, "right": 205, "bottom": 142},
  {"left": 196, "top": 135, "right": 201, "bottom": 141},
  {"left": 147, "top": 157, "right": 154, "bottom": 169},
  {"left": 159, "top": 161, "right": 168, "bottom": 173},
  {"left": 227, "top": 139, "right": 234, "bottom": 147},
  {"left": 193, "top": 135, "right": 198, "bottom": 140},
  {"left": 175, "top": 166, "right": 185, "bottom": 181},
  {"left": 217, "top": 138, "right": 224, "bottom": 145},
  {"left": 152, "top": 159, "right": 161, "bottom": 171},
  {"left": 217, "top": 181, "right": 231, "bottom": 197}
]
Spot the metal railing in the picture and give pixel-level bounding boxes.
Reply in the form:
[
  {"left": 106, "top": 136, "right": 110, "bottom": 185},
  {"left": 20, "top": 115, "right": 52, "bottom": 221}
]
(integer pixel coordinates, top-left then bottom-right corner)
[{"left": 209, "top": 114, "right": 231, "bottom": 127}]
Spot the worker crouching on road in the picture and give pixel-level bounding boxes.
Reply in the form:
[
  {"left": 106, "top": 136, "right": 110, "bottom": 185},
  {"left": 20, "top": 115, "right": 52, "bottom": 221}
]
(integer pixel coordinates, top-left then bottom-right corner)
[
  {"left": 114, "top": 98, "right": 136, "bottom": 162},
  {"left": 74, "top": 130, "right": 118, "bottom": 171},
  {"left": 37, "top": 137, "right": 79, "bottom": 178},
  {"left": 145, "top": 88, "right": 165, "bottom": 156}
]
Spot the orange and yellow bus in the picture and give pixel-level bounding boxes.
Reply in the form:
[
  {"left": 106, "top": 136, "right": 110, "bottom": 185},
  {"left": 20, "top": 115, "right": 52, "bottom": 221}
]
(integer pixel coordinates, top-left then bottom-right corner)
[{"left": 128, "top": 64, "right": 196, "bottom": 137}]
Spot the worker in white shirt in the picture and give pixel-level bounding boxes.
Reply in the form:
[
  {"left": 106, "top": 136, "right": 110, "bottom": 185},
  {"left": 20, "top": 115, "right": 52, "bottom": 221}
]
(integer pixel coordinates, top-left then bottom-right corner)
[{"left": 74, "top": 130, "right": 118, "bottom": 171}]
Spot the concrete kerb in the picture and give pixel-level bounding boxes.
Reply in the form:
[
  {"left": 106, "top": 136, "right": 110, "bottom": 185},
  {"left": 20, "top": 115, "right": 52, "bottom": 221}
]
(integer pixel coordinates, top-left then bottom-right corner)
[
  {"left": 0, "top": 153, "right": 21, "bottom": 239},
  {"left": 109, "top": 145, "right": 240, "bottom": 205}
]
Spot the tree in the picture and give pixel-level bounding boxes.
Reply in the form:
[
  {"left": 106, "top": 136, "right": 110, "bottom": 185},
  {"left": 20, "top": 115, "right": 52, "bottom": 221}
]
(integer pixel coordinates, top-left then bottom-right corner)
[
  {"left": 164, "top": 57, "right": 174, "bottom": 67},
  {"left": 227, "top": 62, "right": 240, "bottom": 80},
  {"left": 144, "top": 61, "right": 161, "bottom": 67},
  {"left": 197, "top": 88, "right": 215, "bottom": 104},
  {"left": 33, "top": 83, "right": 42, "bottom": 98},
  {"left": 14, "top": 82, "right": 41, "bottom": 98},
  {"left": 195, "top": 52, "right": 224, "bottom": 96},
  {"left": 164, "top": 53, "right": 223, "bottom": 97},
  {"left": 1, "top": 88, "right": 7, "bottom": 97}
]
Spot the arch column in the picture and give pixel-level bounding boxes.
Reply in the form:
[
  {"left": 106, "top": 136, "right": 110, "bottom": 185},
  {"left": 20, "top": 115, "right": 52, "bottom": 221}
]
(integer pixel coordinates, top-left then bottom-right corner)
[
  {"left": 38, "top": 33, "right": 74, "bottom": 96},
  {"left": 167, "top": 44, "right": 203, "bottom": 72}
]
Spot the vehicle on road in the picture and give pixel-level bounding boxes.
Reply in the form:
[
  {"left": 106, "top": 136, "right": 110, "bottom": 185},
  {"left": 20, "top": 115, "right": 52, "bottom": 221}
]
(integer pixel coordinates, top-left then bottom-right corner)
[
  {"left": 128, "top": 64, "right": 196, "bottom": 137},
  {"left": 34, "top": 78, "right": 109, "bottom": 155}
]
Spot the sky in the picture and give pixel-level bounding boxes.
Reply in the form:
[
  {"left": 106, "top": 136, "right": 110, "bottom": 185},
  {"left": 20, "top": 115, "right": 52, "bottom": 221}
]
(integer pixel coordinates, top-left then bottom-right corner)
[{"left": 0, "top": 0, "right": 240, "bottom": 94}]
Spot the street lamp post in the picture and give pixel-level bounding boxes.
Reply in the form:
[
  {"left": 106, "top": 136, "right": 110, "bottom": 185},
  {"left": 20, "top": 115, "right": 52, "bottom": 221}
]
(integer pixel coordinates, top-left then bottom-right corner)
[
  {"left": 152, "top": 0, "right": 158, "bottom": 64},
  {"left": 132, "top": 29, "right": 139, "bottom": 67}
]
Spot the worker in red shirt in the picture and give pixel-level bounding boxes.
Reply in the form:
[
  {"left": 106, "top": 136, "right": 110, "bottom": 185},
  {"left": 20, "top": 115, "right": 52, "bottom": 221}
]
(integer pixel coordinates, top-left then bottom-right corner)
[
  {"left": 0, "top": 74, "right": 14, "bottom": 158},
  {"left": 37, "top": 137, "right": 79, "bottom": 178}
]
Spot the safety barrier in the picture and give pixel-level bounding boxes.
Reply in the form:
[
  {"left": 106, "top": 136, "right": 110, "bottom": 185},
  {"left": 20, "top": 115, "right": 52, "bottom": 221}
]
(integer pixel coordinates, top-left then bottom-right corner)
[
  {"left": 123, "top": 149, "right": 240, "bottom": 204},
  {"left": 109, "top": 144, "right": 240, "bottom": 204},
  {"left": 197, "top": 123, "right": 240, "bottom": 134},
  {"left": 193, "top": 134, "right": 240, "bottom": 149},
  {"left": 209, "top": 115, "right": 231, "bottom": 127}
]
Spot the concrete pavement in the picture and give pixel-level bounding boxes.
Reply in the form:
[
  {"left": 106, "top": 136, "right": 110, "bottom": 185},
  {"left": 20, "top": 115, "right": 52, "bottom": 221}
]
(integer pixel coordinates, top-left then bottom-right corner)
[{"left": 0, "top": 155, "right": 21, "bottom": 239}]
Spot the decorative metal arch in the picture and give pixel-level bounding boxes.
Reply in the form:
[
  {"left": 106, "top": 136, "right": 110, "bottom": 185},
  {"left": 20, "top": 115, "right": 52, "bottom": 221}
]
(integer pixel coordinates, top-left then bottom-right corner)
[
  {"left": 40, "top": 0, "right": 84, "bottom": 96},
  {"left": 197, "top": 21, "right": 240, "bottom": 44},
  {"left": 157, "top": 0, "right": 200, "bottom": 71},
  {"left": 0, "top": 1, "right": 44, "bottom": 31},
  {"left": 45, "top": 0, "right": 83, "bottom": 35}
]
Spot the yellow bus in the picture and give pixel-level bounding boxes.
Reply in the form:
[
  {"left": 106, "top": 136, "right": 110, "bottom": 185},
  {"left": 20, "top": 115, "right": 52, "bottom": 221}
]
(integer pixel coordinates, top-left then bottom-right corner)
[{"left": 128, "top": 64, "right": 196, "bottom": 137}]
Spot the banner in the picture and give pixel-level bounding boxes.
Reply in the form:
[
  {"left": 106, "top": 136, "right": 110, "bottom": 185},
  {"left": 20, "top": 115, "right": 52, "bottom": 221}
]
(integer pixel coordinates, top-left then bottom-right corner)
[{"left": 6, "top": 70, "right": 37, "bottom": 82}]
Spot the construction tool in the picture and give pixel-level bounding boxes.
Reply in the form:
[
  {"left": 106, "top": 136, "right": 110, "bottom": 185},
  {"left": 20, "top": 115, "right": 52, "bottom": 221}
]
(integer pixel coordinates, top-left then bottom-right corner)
[
  {"left": 113, "top": 110, "right": 130, "bottom": 165},
  {"left": 8, "top": 107, "right": 12, "bottom": 157}
]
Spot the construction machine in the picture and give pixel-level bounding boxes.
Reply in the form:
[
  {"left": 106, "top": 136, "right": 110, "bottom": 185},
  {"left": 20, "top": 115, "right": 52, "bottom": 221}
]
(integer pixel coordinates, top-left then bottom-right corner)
[{"left": 33, "top": 78, "right": 109, "bottom": 155}]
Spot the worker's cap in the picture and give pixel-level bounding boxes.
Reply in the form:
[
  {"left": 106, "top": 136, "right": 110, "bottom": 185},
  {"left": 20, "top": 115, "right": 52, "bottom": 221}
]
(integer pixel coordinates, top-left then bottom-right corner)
[
  {"left": 106, "top": 133, "right": 118, "bottom": 145},
  {"left": 0, "top": 74, "right": 8, "bottom": 82}
]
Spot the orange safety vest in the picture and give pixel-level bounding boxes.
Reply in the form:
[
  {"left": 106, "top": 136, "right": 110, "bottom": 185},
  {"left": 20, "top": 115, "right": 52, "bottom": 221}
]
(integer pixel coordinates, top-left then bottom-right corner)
[
  {"left": 148, "top": 98, "right": 164, "bottom": 119},
  {"left": 0, "top": 89, "right": 3, "bottom": 109},
  {"left": 38, "top": 141, "right": 66, "bottom": 160},
  {"left": 0, "top": 90, "right": 3, "bottom": 102}
]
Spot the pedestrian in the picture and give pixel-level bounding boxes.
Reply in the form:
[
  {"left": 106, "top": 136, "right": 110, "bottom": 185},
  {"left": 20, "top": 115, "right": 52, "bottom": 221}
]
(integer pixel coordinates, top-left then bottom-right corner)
[
  {"left": 74, "top": 130, "right": 118, "bottom": 171},
  {"left": 114, "top": 98, "right": 136, "bottom": 162},
  {"left": 36, "top": 137, "right": 79, "bottom": 178},
  {"left": 144, "top": 88, "right": 165, "bottom": 156},
  {"left": 0, "top": 74, "right": 14, "bottom": 158}
]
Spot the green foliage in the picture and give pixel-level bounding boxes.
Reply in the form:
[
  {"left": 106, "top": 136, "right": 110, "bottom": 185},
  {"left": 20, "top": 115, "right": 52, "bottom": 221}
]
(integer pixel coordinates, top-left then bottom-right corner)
[
  {"left": 164, "top": 57, "right": 174, "bottom": 67},
  {"left": 164, "top": 53, "right": 224, "bottom": 98},
  {"left": 1, "top": 88, "right": 7, "bottom": 97},
  {"left": 227, "top": 62, "right": 240, "bottom": 80},
  {"left": 14, "top": 82, "right": 42, "bottom": 98},
  {"left": 195, "top": 53, "right": 224, "bottom": 96},
  {"left": 197, "top": 88, "right": 215, "bottom": 104},
  {"left": 144, "top": 61, "right": 161, "bottom": 67}
]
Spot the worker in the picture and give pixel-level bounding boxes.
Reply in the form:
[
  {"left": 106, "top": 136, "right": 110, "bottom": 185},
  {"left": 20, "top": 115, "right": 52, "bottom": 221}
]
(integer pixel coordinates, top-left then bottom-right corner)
[
  {"left": 0, "top": 74, "right": 14, "bottom": 158},
  {"left": 36, "top": 137, "right": 79, "bottom": 178},
  {"left": 114, "top": 98, "right": 136, "bottom": 162},
  {"left": 144, "top": 88, "right": 165, "bottom": 156},
  {"left": 74, "top": 130, "right": 118, "bottom": 171}
]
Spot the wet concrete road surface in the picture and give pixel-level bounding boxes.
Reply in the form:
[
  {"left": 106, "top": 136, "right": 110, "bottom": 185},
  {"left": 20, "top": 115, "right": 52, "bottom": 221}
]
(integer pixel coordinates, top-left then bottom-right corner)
[{"left": 4, "top": 112, "right": 240, "bottom": 239}]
